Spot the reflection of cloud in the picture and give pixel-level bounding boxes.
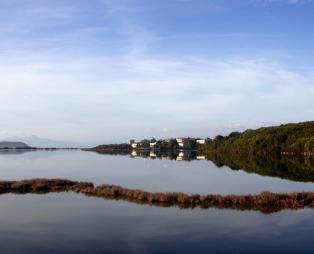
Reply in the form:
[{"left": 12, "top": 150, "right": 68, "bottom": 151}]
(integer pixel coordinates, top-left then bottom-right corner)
[{"left": 0, "top": 150, "right": 32, "bottom": 156}]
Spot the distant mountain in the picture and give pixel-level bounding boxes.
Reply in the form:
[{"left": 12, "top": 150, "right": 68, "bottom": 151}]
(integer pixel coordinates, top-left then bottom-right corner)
[
  {"left": 3, "top": 136, "right": 84, "bottom": 148},
  {"left": 0, "top": 141, "right": 31, "bottom": 149}
]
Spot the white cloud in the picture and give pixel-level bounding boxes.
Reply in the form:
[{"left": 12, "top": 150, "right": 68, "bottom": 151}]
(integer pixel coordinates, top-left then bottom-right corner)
[{"left": 0, "top": 51, "right": 314, "bottom": 142}]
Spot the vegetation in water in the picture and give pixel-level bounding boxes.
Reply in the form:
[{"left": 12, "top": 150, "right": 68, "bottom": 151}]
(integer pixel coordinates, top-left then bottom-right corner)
[{"left": 2, "top": 178, "right": 314, "bottom": 214}]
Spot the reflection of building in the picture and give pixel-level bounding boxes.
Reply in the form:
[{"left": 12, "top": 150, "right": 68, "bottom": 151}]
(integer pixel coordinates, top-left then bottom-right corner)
[
  {"left": 176, "top": 152, "right": 184, "bottom": 161},
  {"left": 114, "top": 149, "right": 207, "bottom": 161},
  {"left": 196, "top": 156, "right": 206, "bottom": 160},
  {"left": 150, "top": 151, "right": 157, "bottom": 158}
]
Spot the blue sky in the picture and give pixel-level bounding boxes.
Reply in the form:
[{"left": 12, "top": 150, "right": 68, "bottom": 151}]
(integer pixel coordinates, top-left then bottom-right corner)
[{"left": 0, "top": 0, "right": 314, "bottom": 144}]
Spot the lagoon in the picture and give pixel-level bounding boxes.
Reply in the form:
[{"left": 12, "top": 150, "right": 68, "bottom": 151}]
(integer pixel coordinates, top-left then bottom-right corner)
[
  {"left": 1, "top": 150, "right": 314, "bottom": 253},
  {"left": 0, "top": 193, "right": 314, "bottom": 254},
  {"left": 0, "top": 150, "right": 314, "bottom": 195}
]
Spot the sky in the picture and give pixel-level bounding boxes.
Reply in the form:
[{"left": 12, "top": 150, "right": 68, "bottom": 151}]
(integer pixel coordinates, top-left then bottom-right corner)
[{"left": 0, "top": 0, "right": 314, "bottom": 144}]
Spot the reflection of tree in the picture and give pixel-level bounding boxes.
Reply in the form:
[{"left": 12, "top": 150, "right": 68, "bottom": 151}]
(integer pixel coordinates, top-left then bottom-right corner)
[
  {"left": 207, "top": 153, "right": 314, "bottom": 183},
  {"left": 88, "top": 149, "right": 314, "bottom": 183},
  {"left": 86, "top": 150, "right": 131, "bottom": 156}
]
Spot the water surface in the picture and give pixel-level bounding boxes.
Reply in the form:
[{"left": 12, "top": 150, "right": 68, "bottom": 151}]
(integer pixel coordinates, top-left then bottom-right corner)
[
  {"left": 0, "top": 193, "right": 313, "bottom": 254},
  {"left": 0, "top": 150, "right": 314, "bottom": 194},
  {"left": 1, "top": 150, "right": 314, "bottom": 254}
]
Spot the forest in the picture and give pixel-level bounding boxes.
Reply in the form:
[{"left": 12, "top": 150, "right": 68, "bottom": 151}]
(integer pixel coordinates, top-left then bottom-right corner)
[{"left": 201, "top": 121, "right": 314, "bottom": 156}]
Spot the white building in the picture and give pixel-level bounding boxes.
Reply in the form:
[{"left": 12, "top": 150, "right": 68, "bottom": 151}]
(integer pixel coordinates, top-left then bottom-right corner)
[
  {"left": 176, "top": 138, "right": 184, "bottom": 147},
  {"left": 150, "top": 142, "right": 157, "bottom": 148},
  {"left": 196, "top": 139, "right": 205, "bottom": 145}
]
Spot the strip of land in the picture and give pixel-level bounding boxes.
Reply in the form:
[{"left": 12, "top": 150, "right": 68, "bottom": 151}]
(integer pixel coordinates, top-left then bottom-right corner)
[
  {"left": 87, "top": 121, "right": 314, "bottom": 158},
  {"left": 1, "top": 178, "right": 314, "bottom": 213}
]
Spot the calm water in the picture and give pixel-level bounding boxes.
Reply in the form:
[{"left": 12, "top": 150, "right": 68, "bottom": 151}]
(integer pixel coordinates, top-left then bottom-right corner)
[
  {"left": 1, "top": 150, "right": 314, "bottom": 253},
  {"left": 0, "top": 150, "right": 314, "bottom": 194},
  {"left": 0, "top": 193, "right": 314, "bottom": 254}
]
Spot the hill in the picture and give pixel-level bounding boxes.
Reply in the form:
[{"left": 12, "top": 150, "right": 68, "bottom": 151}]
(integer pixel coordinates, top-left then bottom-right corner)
[
  {"left": 3, "top": 135, "right": 83, "bottom": 148},
  {"left": 201, "top": 121, "right": 314, "bottom": 156},
  {"left": 0, "top": 141, "right": 31, "bottom": 149}
]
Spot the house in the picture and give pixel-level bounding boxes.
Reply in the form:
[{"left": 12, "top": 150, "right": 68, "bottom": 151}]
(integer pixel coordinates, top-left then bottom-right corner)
[
  {"left": 150, "top": 142, "right": 157, "bottom": 148},
  {"left": 130, "top": 139, "right": 138, "bottom": 148},
  {"left": 176, "top": 138, "right": 184, "bottom": 147},
  {"left": 196, "top": 139, "right": 205, "bottom": 145},
  {"left": 176, "top": 138, "right": 197, "bottom": 149}
]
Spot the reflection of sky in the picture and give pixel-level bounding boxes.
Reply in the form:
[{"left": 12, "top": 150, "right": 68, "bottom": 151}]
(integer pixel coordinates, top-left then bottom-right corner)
[
  {"left": 1, "top": 150, "right": 314, "bottom": 194},
  {"left": 0, "top": 193, "right": 313, "bottom": 253}
]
